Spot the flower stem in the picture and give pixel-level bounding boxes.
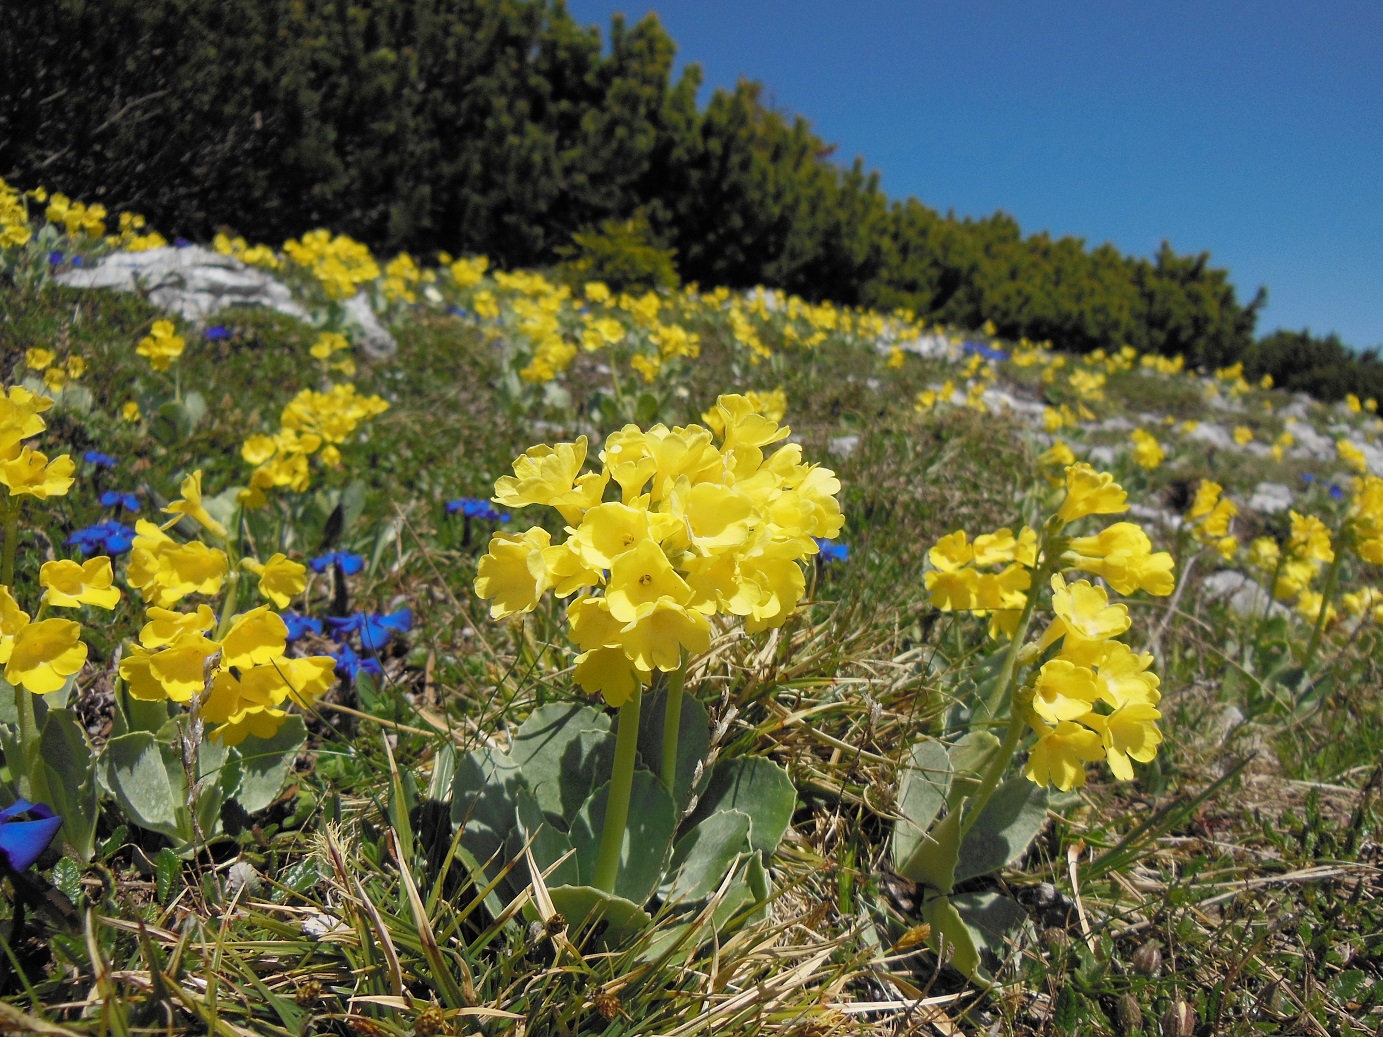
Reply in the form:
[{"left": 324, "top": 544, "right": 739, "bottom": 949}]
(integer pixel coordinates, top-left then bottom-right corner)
[
  {"left": 592, "top": 686, "right": 642, "bottom": 895},
  {"left": 661, "top": 661, "right": 686, "bottom": 792},
  {"left": 1303, "top": 544, "right": 1346, "bottom": 670},
  {"left": 1, "top": 494, "right": 19, "bottom": 589}
]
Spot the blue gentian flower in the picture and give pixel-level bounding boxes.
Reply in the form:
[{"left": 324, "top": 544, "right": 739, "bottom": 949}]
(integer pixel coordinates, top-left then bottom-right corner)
[
  {"left": 445, "top": 497, "right": 509, "bottom": 522},
  {"left": 204, "top": 325, "right": 232, "bottom": 341},
  {"left": 814, "top": 537, "right": 850, "bottom": 563},
  {"left": 282, "top": 611, "right": 325, "bottom": 642},
  {"left": 83, "top": 450, "right": 118, "bottom": 468},
  {"left": 447, "top": 306, "right": 469, "bottom": 319},
  {"left": 332, "top": 645, "right": 384, "bottom": 683},
  {"left": 1330, "top": 484, "right": 1345, "bottom": 500},
  {"left": 48, "top": 251, "right": 64, "bottom": 267},
  {"left": 1302, "top": 473, "right": 1316, "bottom": 484},
  {"left": 0, "top": 800, "right": 63, "bottom": 872},
  {"left": 309, "top": 550, "right": 365, "bottom": 575},
  {"left": 71, "top": 256, "right": 84, "bottom": 268},
  {"left": 327, "top": 609, "right": 413, "bottom": 653},
  {"left": 67, "top": 520, "right": 136, "bottom": 556},
  {"left": 98, "top": 490, "right": 141, "bottom": 512},
  {"left": 962, "top": 340, "right": 1007, "bottom": 362},
  {"left": 173, "top": 237, "right": 192, "bottom": 248}
]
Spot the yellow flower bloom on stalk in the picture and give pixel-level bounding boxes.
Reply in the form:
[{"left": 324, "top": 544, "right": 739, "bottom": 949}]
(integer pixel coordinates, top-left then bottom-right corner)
[
  {"left": 1288, "top": 511, "right": 1333, "bottom": 565},
  {"left": 26, "top": 348, "right": 55, "bottom": 371},
  {"left": 1024, "top": 719, "right": 1105, "bottom": 792},
  {"left": 0, "top": 448, "right": 74, "bottom": 499},
  {"left": 136, "top": 320, "right": 186, "bottom": 371},
  {"left": 1338, "top": 439, "right": 1368, "bottom": 475},
  {"left": 241, "top": 553, "right": 308, "bottom": 608},
  {"left": 1232, "top": 426, "right": 1254, "bottom": 446},
  {"left": 122, "top": 401, "right": 142, "bottom": 423},
  {"left": 4, "top": 619, "right": 87, "bottom": 695},
  {"left": 126, "top": 520, "right": 229, "bottom": 607},
  {"left": 39, "top": 557, "right": 121, "bottom": 609},
  {"left": 1039, "top": 441, "right": 1076, "bottom": 469},
  {"left": 1347, "top": 393, "right": 1363, "bottom": 414},
  {"left": 0, "top": 385, "right": 53, "bottom": 461},
  {"left": 163, "top": 470, "right": 228, "bottom": 539},
  {"left": 1057, "top": 463, "right": 1129, "bottom": 526},
  {"left": 1129, "top": 428, "right": 1164, "bottom": 470},
  {"left": 474, "top": 394, "right": 843, "bottom": 707}
]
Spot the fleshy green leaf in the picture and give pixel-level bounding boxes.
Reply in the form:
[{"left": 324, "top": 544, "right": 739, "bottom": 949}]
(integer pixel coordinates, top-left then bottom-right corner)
[
  {"left": 543, "top": 885, "right": 651, "bottom": 948},
  {"left": 947, "top": 730, "right": 1002, "bottom": 810},
  {"left": 898, "top": 799, "right": 963, "bottom": 894},
  {"left": 232, "top": 716, "right": 308, "bottom": 814},
  {"left": 891, "top": 738, "right": 951, "bottom": 875},
  {"left": 99, "top": 732, "right": 186, "bottom": 841},
  {"left": 685, "top": 756, "right": 795, "bottom": 855},
  {"left": 512, "top": 788, "right": 579, "bottom": 889},
  {"left": 661, "top": 808, "right": 750, "bottom": 903},
  {"left": 922, "top": 894, "right": 984, "bottom": 982},
  {"left": 635, "top": 687, "right": 710, "bottom": 813},
  {"left": 451, "top": 746, "right": 525, "bottom": 884},
  {"left": 955, "top": 777, "right": 1048, "bottom": 883},
  {"left": 34, "top": 707, "right": 99, "bottom": 860},
  {"left": 509, "top": 703, "right": 615, "bottom": 821},
  {"left": 570, "top": 771, "right": 677, "bottom": 906}
]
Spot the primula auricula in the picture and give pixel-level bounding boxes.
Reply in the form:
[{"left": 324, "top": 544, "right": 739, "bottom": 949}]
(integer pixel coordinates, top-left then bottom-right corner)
[
  {"left": 83, "top": 450, "right": 118, "bottom": 468},
  {"left": 924, "top": 462, "right": 1175, "bottom": 793},
  {"left": 0, "top": 799, "right": 63, "bottom": 872},
  {"left": 309, "top": 550, "right": 364, "bottom": 575},
  {"left": 67, "top": 520, "right": 135, "bottom": 556},
  {"left": 98, "top": 490, "right": 140, "bottom": 512}
]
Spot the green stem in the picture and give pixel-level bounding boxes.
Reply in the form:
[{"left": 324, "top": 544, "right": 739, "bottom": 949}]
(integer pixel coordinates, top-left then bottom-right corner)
[
  {"left": 592, "top": 687, "right": 642, "bottom": 895},
  {"left": 1302, "top": 544, "right": 1346, "bottom": 670},
  {"left": 1, "top": 494, "right": 19, "bottom": 589},
  {"left": 214, "top": 571, "right": 241, "bottom": 641},
  {"left": 661, "top": 661, "right": 686, "bottom": 792},
  {"left": 12, "top": 678, "right": 36, "bottom": 798}
]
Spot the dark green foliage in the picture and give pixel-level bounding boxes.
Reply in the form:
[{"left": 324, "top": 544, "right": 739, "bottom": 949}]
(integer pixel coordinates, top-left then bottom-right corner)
[
  {"left": 2, "top": 0, "right": 1262, "bottom": 362},
  {"left": 555, "top": 213, "right": 679, "bottom": 292},
  {"left": 1244, "top": 328, "right": 1383, "bottom": 402}
]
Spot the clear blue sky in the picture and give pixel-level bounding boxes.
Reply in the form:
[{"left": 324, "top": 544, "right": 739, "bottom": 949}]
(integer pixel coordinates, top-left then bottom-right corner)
[{"left": 567, "top": 0, "right": 1383, "bottom": 349}]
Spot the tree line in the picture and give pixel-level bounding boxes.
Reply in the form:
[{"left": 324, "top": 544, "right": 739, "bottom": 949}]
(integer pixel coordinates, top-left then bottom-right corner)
[{"left": 1, "top": 0, "right": 1367, "bottom": 391}]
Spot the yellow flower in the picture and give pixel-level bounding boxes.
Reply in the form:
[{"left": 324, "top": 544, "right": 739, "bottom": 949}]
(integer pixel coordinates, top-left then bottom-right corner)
[
  {"left": 136, "top": 320, "right": 186, "bottom": 371},
  {"left": 928, "top": 531, "right": 974, "bottom": 572},
  {"left": 1083, "top": 703, "right": 1162, "bottom": 780},
  {"left": 1031, "top": 658, "right": 1101, "bottom": 722},
  {"left": 139, "top": 604, "right": 217, "bottom": 648},
  {"left": 924, "top": 567, "right": 980, "bottom": 611},
  {"left": 43, "top": 368, "right": 67, "bottom": 392},
  {"left": 493, "top": 437, "right": 608, "bottom": 524},
  {"left": 25, "top": 347, "right": 55, "bottom": 371},
  {"left": 39, "top": 557, "right": 121, "bottom": 609},
  {"left": 1065, "top": 522, "right": 1176, "bottom": 596},
  {"left": 1057, "top": 464, "right": 1129, "bottom": 526},
  {"left": 5, "top": 619, "right": 87, "bottom": 695},
  {"left": 1288, "top": 510, "right": 1333, "bottom": 565},
  {"left": 0, "top": 448, "right": 75, "bottom": 499},
  {"left": 574, "top": 646, "right": 647, "bottom": 708},
  {"left": 1047, "top": 574, "right": 1131, "bottom": 643},
  {"left": 65, "top": 355, "right": 87, "bottom": 378},
  {"left": 606, "top": 539, "right": 691, "bottom": 623},
  {"left": 0, "top": 386, "right": 53, "bottom": 461},
  {"left": 1188, "top": 480, "right": 1221, "bottom": 520},
  {"left": 121, "top": 401, "right": 142, "bottom": 423},
  {"left": 147, "top": 634, "right": 221, "bottom": 701},
  {"left": 1338, "top": 439, "right": 1368, "bottom": 475},
  {"left": 616, "top": 597, "right": 711, "bottom": 672},
  {"left": 1024, "top": 719, "right": 1105, "bottom": 791},
  {"left": 474, "top": 527, "right": 554, "bottom": 618},
  {"left": 163, "top": 470, "right": 228, "bottom": 538},
  {"left": 242, "top": 553, "right": 307, "bottom": 608},
  {"left": 126, "top": 520, "right": 229, "bottom": 607},
  {"left": 1232, "top": 426, "right": 1254, "bottom": 446},
  {"left": 1129, "top": 429, "right": 1164, "bottom": 470},
  {"left": 221, "top": 606, "right": 288, "bottom": 668},
  {"left": 1040, "top": 441, "right": 1076, "bottom": 468}
]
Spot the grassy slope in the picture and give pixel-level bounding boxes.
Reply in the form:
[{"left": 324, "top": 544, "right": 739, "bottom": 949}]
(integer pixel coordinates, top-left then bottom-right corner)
[{"left": 0, "top": 277, "right": 1381, "bottom": 1037}]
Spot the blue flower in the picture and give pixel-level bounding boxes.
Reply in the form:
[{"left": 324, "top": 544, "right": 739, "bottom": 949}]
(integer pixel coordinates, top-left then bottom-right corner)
[
  {"left": 0, "top": 799, "right": 63, "bottom": 872},
  {"left": 1330, "top": 484, "right": 1345, "bottom": 500},
  {"left": 67, "top": 520, "right": 136, "bottom": 556},
  {"left": 204, "top": 325, "right": 232, "bottom": 341},
  {"left": 814, "top": 537, "right": 850, "bottom": 563},
  {"left": 71, "top": 256, "right": 84, "bottom": 268},
  {"left": 281, "top": 611, "right": 325, "bottom": 642},
  {"left": 309, "top": 550, "right": 365, "bottom": 575},
  {"left": 445, "top": 497, "right": 509, "bottom": 522},
  {"left": 173, "top": 237, "right": 192, "bottom": 248},
  {"left": 327, "top": 609, "right": 413, "bottom": 652},
  {"left": 332, "top": 645, "right": 384, "bottom": 683},
  {"left": 1302, "top": 473, "right": 1316, "bottom": 484},
  {"left": 447, "top": 306, "right": 469, "bottom": 319},
  {"left": 98, "top": 490, "right": 141, "bottom": 512},
  {"left": 83, "top": 450, "right": 118, "bottom": 468},
  {"left": 47, "top": 251, "right": 64, "bottom": 267},
  {"left": 962, "top": 340, "right": 1007, "bottom": 362}
]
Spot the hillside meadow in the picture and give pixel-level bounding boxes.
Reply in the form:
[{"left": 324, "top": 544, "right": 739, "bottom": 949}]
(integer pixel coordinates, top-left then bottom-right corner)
[{"left": 0, "top": 180, "right": 1381, "bottom": 1036}]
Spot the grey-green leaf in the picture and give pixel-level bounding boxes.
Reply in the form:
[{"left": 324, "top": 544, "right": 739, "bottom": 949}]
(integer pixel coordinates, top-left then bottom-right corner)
[
  {"left": 635, "top": 687, "right": 710, "bottom": 813},
  {"left": 512, "top": 788, "right": 579, "bottom": 889},
  {"left": 955, "top": 778, "right": 1048, "bottom": 883},
  {"left": 544, "top": 885, "right": 651, "bottom": 948},
  {"left": 510, "top": 703, "right": 614, "bottom": 821},
  {"left": 891, "top": 738, "right": 951, "bottom": 874},
  {"left": 685, "top": 756, "right": 795, "bottom": 855},
  {"left": 922, "top": 894, "right": 985, "bottom": 983},
  {"left": 947, "top": 730, "right": 1002, "bottom": 809},
  {"left": 35, "top": 708, "right": 99, "bottom": 860},
  {"left": 569, "top": 772, "right": 676, "bottom": 906},
  {"left": 232, "top": 716, "right": 308, "bottom": 814},
  {"left": 451, "top": 747, "right": 525, "bottom": 884},
  {"left": 100, "top": 732, "right": 186, "bottom": 841},
  {"left": 898, "top": 800, "right": 963, "bottom": 894},
  {"left": 662, "top": 809, "right": 751, "bottom": 903}
]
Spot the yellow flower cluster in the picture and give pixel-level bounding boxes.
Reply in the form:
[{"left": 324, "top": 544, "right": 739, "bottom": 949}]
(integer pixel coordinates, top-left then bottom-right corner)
[
  {"left": 283, "top": 230, "right": 381, "bottom": 300},
  {"left": 1186, "top": 480, "right": 1238, "bottom": 560},
  {"left": 213, "top": 233, "right": 281, "bottom": 269},
  {"left": 474, "top": 394, "right": 844, "bottom": 706},
  {"left": 135, "top": 320, "right": 186, "bottom": 371},
  {"left": 0, "top": 387, "right": 73, "bottom": 500},
  {"left": 44, "top": 193, "right": 107, "bottom": 239},
  {"left": 240, "top": 384, "right": 389, "bottom": 506},
  {"left": 109, "top": 211, "right": 168, "bottom": 252},
  {"left": 381, "top": 252, "right": 424, "bottom": 303},
  {"left": 23, "top": 348, "right": 86, "bottom": 394},
  {"left": 309, "top": 331, "right": 356, "bottom": 376},
  {"left": 925, "top": 528, "right": 1037, "bottom": 639},
  {"left": 0, "top": 178, "right": 33, "bottom": 249},
  {"left": 1129, "top": 428, "right": 1165, "bottom": 470}
]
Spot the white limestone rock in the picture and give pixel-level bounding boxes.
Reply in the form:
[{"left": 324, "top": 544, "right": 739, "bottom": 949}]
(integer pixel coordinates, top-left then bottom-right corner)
[{"left": 1245, "top": 482, "right": 1293, "bottom": 514}]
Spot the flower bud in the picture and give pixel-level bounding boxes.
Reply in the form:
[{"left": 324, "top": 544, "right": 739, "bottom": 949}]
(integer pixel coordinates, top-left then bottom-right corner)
[
  {"left": 1117, "top": 994, "right": 1143, "bottom": 1035},
  {"left": 1041, "top": 926, "right": 1070, "bottom": 952},
  {"left": 1131, "top": 941, "right": 1163, "bottom": 976},
  {"left": 1161, "top": 999, "right": 1197, "bottom": 1037}
]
